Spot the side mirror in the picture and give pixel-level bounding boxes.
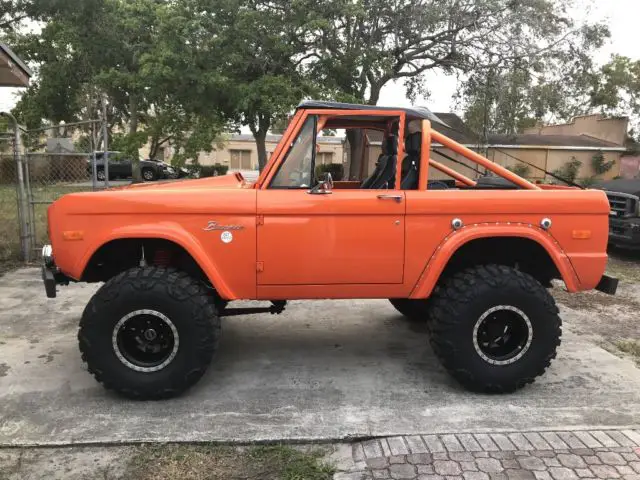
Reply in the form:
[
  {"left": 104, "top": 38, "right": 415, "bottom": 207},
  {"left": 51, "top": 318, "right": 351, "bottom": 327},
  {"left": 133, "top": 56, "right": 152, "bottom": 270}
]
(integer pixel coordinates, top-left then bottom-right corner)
[{"left": 308, "top": 172, "right": 333, "bottom": 195}]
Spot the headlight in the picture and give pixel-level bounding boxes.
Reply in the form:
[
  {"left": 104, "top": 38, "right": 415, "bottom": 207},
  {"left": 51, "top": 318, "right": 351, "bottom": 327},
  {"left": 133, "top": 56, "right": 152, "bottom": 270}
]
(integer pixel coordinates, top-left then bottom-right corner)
[
  {"left": 42, "top": 244, "right": 54, "bottom": 267},
  {"left": 166, "top": 166, "right": 175, "bottom": 173}
]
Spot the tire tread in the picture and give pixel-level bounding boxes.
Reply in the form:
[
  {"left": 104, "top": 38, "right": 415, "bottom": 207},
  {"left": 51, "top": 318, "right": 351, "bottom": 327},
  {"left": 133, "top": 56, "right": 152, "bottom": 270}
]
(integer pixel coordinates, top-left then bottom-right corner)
[
  {"left": 428, "top": 264, "right": 561, "bottom": 393},
  {"left": 78, "top": 266, "right": 220, "bottom": 400}
]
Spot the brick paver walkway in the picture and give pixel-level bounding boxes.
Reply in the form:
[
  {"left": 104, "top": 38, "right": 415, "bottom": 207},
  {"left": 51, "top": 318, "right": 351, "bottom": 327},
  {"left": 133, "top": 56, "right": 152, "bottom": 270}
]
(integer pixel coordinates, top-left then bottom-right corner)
[{"left": 332, "top": 429, "right": 640, "bottom": 480}]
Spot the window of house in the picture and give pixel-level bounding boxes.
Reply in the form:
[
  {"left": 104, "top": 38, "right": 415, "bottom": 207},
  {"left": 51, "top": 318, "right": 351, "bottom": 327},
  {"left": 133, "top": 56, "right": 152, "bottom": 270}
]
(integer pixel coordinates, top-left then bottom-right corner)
[{"left": 230, "top": 149, "right": 252, "bottom": 170}]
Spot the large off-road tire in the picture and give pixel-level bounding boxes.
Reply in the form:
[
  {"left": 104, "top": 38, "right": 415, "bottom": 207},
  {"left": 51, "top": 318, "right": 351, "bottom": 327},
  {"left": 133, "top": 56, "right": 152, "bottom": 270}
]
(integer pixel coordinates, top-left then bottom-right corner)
[
  {"left": 389, "top": 298, "right": 430, "bottom": 321},
  {"left": 428, "top": 264, "right": 561, "bottom": 393},
  {"left": 78, "top": 267, "right": 220, "bottom": 400}
]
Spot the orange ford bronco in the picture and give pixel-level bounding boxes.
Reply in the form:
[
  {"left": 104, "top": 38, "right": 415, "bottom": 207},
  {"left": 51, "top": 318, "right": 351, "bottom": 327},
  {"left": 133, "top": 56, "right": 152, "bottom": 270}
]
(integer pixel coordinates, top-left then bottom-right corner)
[{"left": 42, "top": 101, "right": 618, "bottom": 399}]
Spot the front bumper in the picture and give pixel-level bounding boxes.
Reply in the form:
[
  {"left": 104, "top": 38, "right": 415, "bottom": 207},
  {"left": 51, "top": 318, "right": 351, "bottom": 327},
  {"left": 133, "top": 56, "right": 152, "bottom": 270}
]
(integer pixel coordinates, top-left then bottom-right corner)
[
  {"left": 41, "top": 244, "right": 71, "bottom": 298},
  {"left": 609, "top": 216, "right": 640, "bottom": 249}
]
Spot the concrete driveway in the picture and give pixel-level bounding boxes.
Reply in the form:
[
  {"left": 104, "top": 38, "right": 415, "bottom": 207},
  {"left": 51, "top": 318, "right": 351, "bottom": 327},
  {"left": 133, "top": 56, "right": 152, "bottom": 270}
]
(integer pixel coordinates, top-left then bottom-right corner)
[{"left": 1, "top": 268, "right": 639, "bottom": 447}]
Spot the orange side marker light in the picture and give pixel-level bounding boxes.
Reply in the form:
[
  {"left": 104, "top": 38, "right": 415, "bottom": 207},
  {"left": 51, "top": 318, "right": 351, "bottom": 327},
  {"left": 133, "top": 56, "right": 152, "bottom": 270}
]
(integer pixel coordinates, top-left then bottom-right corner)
[
  {"left": 572, "top": 230, "right": 591, "bottom": 239},
  {"left": 63, "top": 230, "right": 84, "bottom": 241}
]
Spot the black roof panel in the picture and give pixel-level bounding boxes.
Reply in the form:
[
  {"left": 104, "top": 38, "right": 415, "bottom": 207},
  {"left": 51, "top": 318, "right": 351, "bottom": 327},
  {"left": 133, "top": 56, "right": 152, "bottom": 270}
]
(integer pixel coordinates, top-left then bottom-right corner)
[{"left": 297, "top": 100, "right": 449, "bottom": 127}]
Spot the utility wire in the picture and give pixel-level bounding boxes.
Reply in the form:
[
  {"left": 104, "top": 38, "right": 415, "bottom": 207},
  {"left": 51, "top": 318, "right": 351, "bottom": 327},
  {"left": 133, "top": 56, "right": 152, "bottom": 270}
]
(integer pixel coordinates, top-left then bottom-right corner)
[{"left": 430, "top": 121, "right": 585, "bottom": 189}]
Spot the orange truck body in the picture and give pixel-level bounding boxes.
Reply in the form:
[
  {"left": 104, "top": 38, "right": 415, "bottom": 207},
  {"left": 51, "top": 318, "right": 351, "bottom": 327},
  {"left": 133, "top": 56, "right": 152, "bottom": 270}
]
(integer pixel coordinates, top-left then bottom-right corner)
[{"left": 45, "top": 104, "right": 612, "bottom": 300}]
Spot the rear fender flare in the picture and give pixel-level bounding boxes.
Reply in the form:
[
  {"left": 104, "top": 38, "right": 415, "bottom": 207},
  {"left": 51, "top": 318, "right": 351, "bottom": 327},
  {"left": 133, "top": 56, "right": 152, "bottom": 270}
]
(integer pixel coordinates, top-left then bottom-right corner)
[
  {"left": 77, "top": 222, "right": 234, "bottom": 299},
  {"left": 409, "top": 224, "right": 579, "bottom": 299}
]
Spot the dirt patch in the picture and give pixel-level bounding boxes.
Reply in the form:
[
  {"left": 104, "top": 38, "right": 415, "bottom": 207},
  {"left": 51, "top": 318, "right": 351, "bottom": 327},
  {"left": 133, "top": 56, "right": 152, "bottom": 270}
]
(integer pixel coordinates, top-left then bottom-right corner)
[
  {"left": 0, "top": 363, "right": 10, "bottom": 377},
  {"left": 552, "top": 249, "right": 640, "bottom": 364},
  {"left": 607, "top": 247, "right": 640, "bottom": 282},
  {"left": 125, "top": 444, "right": 335, "bottom": 480},
  {"left": 0, "top": 260, "right": 22, "bottom": 278}
]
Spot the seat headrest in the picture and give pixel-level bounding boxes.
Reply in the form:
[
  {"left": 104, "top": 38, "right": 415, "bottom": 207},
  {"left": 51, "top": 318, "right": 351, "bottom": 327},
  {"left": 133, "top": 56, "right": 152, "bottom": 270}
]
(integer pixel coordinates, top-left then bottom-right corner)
[
  {"left": 382, "top": 135, "right": 397, "bottom": 155},
  {"left": 404, "top": 132, "right": 421, "bottom": 155}
]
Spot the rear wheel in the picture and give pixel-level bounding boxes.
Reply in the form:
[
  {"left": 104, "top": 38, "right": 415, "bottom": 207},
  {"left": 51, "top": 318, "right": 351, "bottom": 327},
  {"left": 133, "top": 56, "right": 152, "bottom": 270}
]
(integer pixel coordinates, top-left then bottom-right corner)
[
  {"left": 389, "top": 298, "right": 430, "bottom": 321},
  {"left": 428, "top": 264, "right": 561, "bottom": 393},
  {"left": 96, "top": 168, "right": 106, "bottom": 181},
  {"left": 78, "top": 267, "right": 220, "bottom": 399}
]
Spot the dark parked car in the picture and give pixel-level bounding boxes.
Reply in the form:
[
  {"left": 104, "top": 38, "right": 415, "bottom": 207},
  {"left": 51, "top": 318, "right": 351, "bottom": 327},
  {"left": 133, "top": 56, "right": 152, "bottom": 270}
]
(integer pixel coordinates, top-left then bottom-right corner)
[
  {"left": 88, "top": 152, "right": 175, "bottom": 181},
  {"left": 595, "top": 178, "right": 640, "bottom": 249}
]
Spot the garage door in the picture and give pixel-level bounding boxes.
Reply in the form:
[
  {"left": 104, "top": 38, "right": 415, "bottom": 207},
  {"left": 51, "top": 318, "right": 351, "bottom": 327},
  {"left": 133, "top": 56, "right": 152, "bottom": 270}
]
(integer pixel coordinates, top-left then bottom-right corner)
[{"left": 230, "top": 150, "right": 253, "bottom": 170}]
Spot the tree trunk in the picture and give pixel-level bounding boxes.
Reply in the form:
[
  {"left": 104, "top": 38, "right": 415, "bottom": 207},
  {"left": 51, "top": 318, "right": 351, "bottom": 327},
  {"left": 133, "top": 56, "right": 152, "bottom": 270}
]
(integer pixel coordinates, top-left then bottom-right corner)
[
  {"left": 346, "top": 87, "right": 381, "bottom": 180},
  {"left": 255, "top": 130, "right": 268, "bottom": 172},
  {"left": 149, "top": 136, "right": 159, "bottom": 161},
  {"left": 368, "top": 84, "right": 381, "bottom": 106},
  {"left": 346, "top": 129, "right": 365, "bottom": 180},
  {"left": 250, "top": 114, "right": 271, "bottom": 172}
]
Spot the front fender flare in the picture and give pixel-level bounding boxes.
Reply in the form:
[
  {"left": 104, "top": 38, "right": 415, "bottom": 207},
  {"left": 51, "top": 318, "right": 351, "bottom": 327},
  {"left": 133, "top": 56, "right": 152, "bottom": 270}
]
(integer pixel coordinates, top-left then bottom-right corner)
[
  {"left": 76, "top": 222, "right": 235, "bottom": 299},
  {"left": 409, "top": 224, "right": 580, "bottom": 299}
]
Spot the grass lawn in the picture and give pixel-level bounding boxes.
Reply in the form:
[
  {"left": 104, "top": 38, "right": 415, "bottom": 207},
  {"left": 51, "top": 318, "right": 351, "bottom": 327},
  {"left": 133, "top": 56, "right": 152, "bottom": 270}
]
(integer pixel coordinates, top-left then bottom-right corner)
[
  {"left": 0, "top": 183, "right": 92, "bottom": 265},
  {"left": 126, "top": 444, "right": 335, "bottom": 480}
]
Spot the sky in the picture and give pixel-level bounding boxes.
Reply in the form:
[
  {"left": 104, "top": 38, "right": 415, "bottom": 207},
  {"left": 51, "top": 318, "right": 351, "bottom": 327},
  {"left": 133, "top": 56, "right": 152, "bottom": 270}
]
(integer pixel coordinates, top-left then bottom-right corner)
[{"left": 1, "top": 0, "right": 639, "bottom": 115}]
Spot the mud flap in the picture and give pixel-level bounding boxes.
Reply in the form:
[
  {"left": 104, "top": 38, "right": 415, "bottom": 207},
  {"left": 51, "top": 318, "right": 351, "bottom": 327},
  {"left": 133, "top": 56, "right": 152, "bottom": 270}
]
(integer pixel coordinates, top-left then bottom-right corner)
[{"left": 595, "top": 274, "right": 618, "bottom": 295}]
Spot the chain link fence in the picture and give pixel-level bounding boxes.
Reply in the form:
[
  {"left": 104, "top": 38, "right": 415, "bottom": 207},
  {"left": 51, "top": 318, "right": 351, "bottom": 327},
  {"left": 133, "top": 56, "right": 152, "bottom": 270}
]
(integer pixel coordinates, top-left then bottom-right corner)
[
  {"left": 0, "top": 119, "right": 107, "bottom": 264},
  {"left": 0, "top": 137, "right": 22, "bottom": 265}
]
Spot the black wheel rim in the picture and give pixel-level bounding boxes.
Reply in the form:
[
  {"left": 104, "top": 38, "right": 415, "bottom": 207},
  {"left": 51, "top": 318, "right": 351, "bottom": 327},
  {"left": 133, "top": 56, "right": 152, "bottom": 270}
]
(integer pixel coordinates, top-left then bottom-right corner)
[
  {"left": 112, "top": 310, "right": 179, "bottom": 372},
  {"left": 473, "top": 305, "right": 532, "bottom": 365}
]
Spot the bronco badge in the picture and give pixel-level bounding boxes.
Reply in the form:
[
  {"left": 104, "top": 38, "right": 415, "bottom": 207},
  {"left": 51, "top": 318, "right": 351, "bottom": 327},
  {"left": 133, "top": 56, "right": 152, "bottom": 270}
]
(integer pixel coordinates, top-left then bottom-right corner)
[{"left": 203, "top": 221, "right": 244, "bottom": 231}]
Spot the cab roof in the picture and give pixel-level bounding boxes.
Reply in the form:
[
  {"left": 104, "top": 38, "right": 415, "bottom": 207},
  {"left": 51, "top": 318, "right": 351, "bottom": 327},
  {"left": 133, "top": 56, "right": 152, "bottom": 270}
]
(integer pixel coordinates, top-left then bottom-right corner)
[{"left": 297, "top": 100, "right": 449, "bottom": 127}]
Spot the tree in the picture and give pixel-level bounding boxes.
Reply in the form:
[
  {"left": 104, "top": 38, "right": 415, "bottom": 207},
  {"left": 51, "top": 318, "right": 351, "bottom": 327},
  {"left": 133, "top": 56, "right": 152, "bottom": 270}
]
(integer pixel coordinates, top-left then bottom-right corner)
[
  {"left": 591, "top": 55, "right": 640, "bottom": 139},
  {"left": 11, "top": 0, "right": 228, "bottom": 168},
  {"left": 156, "top": 0, "right": 323, "bottom": 171},
  {"left": 304, "top": 0, "right": 608, "bottom": 176}
]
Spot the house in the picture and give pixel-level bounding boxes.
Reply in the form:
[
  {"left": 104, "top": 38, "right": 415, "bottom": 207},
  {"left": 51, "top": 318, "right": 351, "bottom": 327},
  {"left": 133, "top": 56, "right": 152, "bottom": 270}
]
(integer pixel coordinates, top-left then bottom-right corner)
[
  {"left": 148, "top": 111, "right": 630, "bottom": 183},
  {"left": 148, "top": 133, "right": 346, "bottom": 171},
  {"left": 0, "top": 42, "right": 31, "bottom": 87},
  {"left": 412, "top": 113, "right": 627, "bottom": 183}
]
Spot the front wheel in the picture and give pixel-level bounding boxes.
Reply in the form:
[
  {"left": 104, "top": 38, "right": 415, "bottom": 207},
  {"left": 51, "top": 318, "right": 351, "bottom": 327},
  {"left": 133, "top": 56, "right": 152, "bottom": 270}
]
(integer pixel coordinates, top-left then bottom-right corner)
[
  {"left": 428, "top": 264, "right": 561, "bottom": 393},
  {"left": 78, "top": 267, "right": 220, "bottom": 399},
  {"left": 141, "top": 167, "right": 156, "bottom": 181}
]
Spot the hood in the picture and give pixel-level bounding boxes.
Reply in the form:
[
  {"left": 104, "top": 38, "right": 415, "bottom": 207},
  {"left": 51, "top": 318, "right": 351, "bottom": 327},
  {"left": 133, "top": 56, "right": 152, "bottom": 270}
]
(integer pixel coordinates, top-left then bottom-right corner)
[
  {"left": 117, "top": 172, "right": 251, "bottom": 191},
  {"left": 594, "top": 179, "right": 640, "bottom": 197},
  {"left": 50, "top": 171, "right": 256, "bottom": 216}
]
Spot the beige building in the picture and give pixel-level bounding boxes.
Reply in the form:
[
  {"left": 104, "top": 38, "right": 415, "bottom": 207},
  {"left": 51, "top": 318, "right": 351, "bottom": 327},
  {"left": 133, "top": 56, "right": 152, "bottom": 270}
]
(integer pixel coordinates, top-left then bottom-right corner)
[
  {"left": 362, "top": 113, "right": 628, "bottom": 183},
  {"left": 149, "top": 112, "right": 629, "bottom": 184},
  {"left": 151, "top": 133, "right": 345, "bottom": 171}
]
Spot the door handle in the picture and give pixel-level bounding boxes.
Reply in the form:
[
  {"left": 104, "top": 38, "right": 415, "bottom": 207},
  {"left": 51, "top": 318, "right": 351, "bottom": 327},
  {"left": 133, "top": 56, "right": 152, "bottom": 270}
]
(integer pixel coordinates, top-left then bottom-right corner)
[{"left": 377, "top": 194, "right": 403, "bottom": 202}]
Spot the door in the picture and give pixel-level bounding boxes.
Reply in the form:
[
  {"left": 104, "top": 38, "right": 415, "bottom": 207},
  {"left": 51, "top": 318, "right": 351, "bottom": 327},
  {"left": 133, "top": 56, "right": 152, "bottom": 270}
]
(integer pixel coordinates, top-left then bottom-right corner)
[
  {"left": 257, "top": 190, "right": 405, "bottom": 285},
  {"left": 256, "top": 114, "right": 405, "bottom": 285}
]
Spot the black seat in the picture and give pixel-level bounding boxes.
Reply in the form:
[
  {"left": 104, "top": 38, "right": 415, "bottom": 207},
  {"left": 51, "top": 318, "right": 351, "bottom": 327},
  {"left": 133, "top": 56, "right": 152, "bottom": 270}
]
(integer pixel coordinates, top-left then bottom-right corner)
[
  {"left": 400, "top": 132, "right": 421, "bottom": 189},
  {"left": 361, "top": 136, "right": 394, "bottom": 188},
  {"left": 363, "top": 135, "right": 397, "bottom": 189}
]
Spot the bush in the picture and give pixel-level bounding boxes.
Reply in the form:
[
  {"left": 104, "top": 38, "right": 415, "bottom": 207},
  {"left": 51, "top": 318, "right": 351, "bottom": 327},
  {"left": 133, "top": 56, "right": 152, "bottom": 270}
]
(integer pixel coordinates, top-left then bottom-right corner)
[
  {"left": 552, "top": 156, "right": 582, "bottom": 184},
  {"left": 506, "top": 163, "right": 530, "bottom": 178},
  {"left": 580, "top": 176, "right": 599, "bottom": 187},
  {"left": 196, "top": 163, "right": 229, "bottom": 177},
  {"left": 315, "top": 163, "right": 344, "bottom": 181},
  {"left": 591, "top": 151, "right": 615, "bottom": 176}
]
